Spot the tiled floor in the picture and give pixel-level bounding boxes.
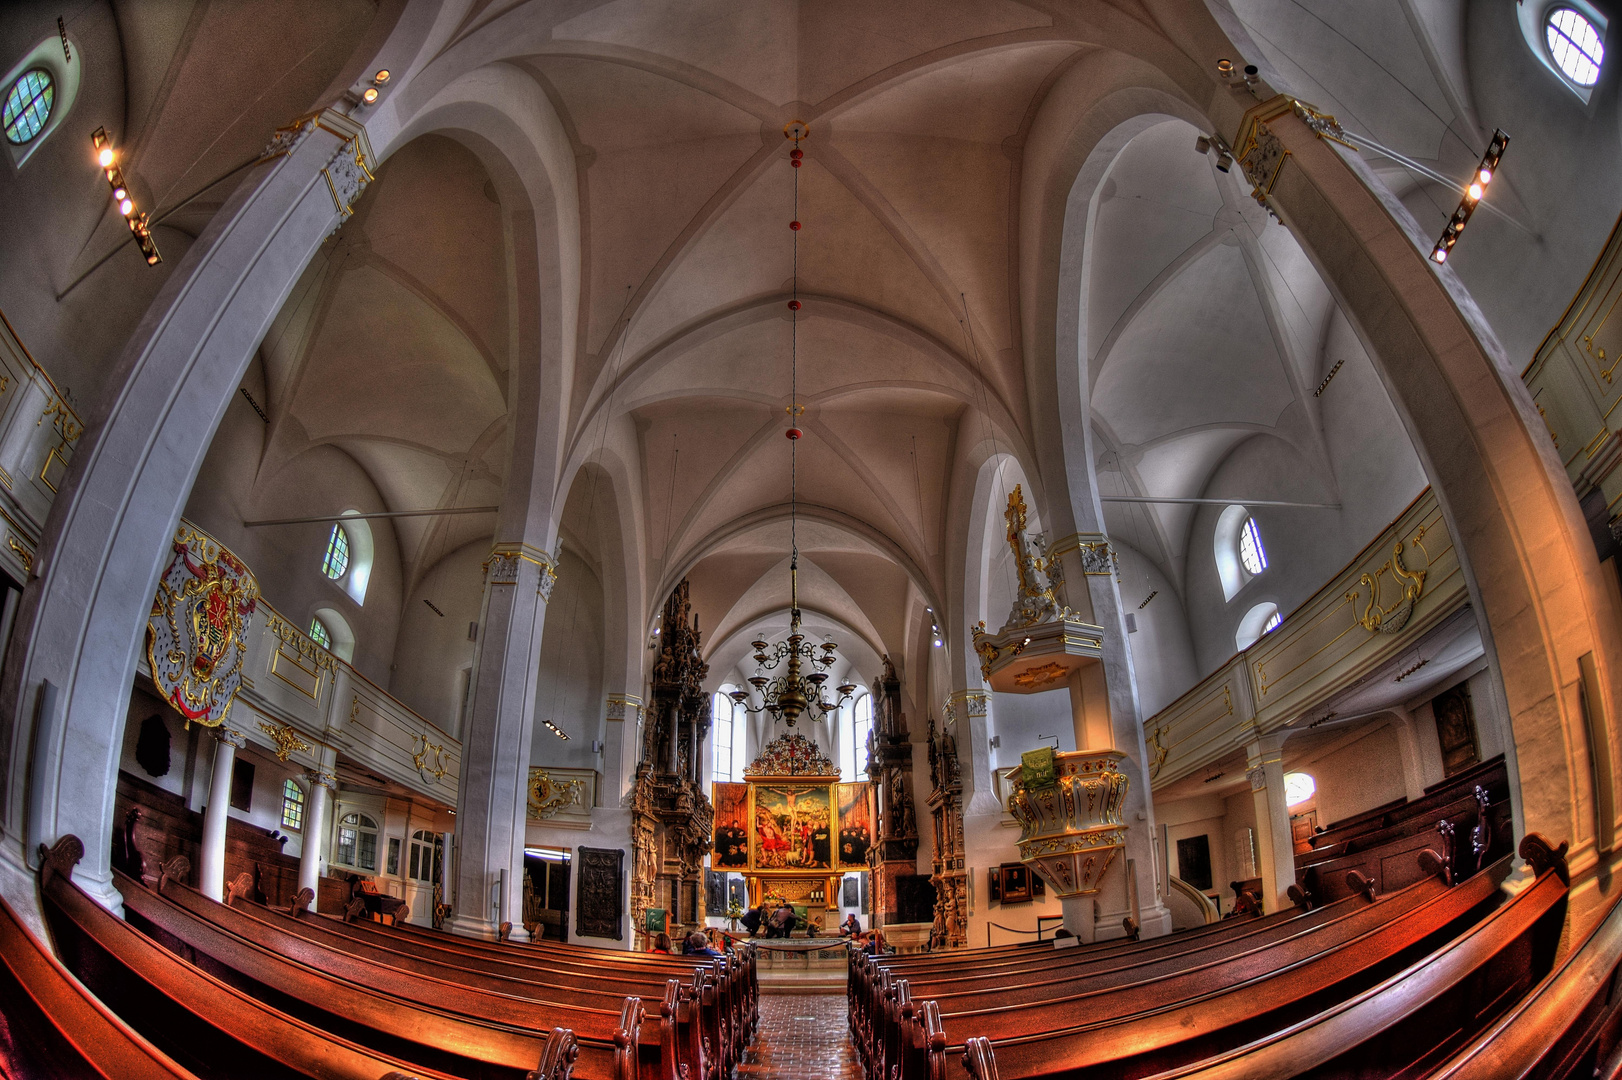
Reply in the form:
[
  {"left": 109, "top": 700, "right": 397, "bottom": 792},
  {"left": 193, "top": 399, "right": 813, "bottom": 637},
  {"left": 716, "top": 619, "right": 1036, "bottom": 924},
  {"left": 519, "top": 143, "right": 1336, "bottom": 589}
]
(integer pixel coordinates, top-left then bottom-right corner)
[{"left": 736, "top": 993, "right": 863, "bottom": 1079}]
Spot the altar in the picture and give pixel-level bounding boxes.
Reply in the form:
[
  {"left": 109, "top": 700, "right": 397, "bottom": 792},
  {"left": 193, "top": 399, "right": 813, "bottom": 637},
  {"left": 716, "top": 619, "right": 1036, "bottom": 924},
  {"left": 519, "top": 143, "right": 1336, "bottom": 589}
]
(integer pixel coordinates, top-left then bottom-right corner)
[{"left": 712, "top": 731, "right": 873, "bottom": 930}]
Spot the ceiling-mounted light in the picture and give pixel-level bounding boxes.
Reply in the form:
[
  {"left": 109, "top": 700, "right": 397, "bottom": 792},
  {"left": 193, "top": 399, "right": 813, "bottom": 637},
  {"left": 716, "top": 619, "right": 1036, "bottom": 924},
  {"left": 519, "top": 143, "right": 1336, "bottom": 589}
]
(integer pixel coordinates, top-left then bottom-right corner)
[
  {"left": 1431, "top": 129, "right": 1508, "bottom": 264},
  {"left": 92, "top": 128, "right": 160, "bottom": 266},
  {"left": 729, "top": 120, "right": 857, "bottom": 729},
  {"left": 373, "top": 69, "right": 390, "bottom": 84},
  {"left": 362, "top": 87, "right": 379, "bottom": 104}
]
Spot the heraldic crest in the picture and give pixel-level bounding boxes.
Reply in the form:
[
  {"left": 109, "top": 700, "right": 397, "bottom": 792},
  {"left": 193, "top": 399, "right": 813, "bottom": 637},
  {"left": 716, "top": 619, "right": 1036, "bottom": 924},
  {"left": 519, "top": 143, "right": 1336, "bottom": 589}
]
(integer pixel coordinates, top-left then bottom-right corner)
[{"left": 147, "top": 524, "right": 259, "bottom": 728}]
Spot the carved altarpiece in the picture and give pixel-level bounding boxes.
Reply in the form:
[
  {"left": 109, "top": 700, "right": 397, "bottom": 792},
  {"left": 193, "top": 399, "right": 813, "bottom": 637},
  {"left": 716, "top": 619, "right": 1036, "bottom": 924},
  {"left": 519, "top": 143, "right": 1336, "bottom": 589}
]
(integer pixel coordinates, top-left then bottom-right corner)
[
  {"left": 865, "top": 655, "right": 921, "bottom": 928},
  {"left": 927, "top": 716, "right": 968, "bottom": 948},
  {"left": 630, "top": 581, "right": 714, "bottom": 940}
]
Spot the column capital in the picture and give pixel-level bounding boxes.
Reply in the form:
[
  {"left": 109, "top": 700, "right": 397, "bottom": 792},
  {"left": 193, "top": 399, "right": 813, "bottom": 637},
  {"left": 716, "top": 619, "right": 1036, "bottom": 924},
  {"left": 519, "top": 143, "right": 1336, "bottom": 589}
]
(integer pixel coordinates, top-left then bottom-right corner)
[
  {"left": 211, "top": 726, "right": 247, "bottom": 749},
  {"left": 304, "top": 768, "right": 338, "bottom": 792},
  {"left": 605, "top": 693, "right": 643, "bottom": 720},
  {"left": 942, "top": 689, "right": 988, "bottom": 724},
  {"left": 483, "top": 542, "right": 558, "bottom": 599}
]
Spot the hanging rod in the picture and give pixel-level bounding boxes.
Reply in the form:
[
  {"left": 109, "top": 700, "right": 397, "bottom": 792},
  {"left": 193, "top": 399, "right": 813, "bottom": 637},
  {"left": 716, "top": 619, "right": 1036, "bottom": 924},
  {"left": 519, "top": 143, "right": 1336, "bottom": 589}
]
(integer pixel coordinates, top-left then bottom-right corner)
[
  {"left": 1099, "top": 496, "right": 1340, "bottom": 509},
  {"left": 244, "top": 506, "right": 499, "bottom": 527}
]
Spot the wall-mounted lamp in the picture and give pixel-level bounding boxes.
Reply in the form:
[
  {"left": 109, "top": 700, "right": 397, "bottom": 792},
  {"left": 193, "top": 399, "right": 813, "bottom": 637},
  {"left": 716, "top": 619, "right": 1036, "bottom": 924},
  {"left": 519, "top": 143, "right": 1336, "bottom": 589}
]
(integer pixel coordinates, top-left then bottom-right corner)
[
  {"left": 362, "top": 88, "right": 379, "bottom": 105},
  {"left": 1431, "top": 130, "right": 1509, "bottom": 264},
  {"left": 91, "top": 128, "right": 160, "bottom": 265}
]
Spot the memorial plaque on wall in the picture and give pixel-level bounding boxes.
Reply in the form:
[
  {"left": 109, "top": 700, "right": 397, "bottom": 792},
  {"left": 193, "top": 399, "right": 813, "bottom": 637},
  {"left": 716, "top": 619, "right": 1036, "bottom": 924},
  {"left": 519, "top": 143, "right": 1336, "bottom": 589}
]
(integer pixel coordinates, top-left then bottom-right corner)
[
  {"left": 841, "top": 874, "right": 859, "bottom": 909},
  {"left": 575, "top": 847, "right": 624, "bottom": 940},
  {"left": 705, "top": 869, "right": 726, "bottom": 916},
  {"left": 1176, "top": 834, "right": 1213, "bottom": 891}
]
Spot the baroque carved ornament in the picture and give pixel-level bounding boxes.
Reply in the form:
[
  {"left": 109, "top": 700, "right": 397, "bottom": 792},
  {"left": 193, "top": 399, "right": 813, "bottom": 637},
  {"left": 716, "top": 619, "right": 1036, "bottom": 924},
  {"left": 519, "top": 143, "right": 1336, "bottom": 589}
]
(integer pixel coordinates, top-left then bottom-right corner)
[{"left": 147, "top": 525, "right": 259, "bottom": 728}]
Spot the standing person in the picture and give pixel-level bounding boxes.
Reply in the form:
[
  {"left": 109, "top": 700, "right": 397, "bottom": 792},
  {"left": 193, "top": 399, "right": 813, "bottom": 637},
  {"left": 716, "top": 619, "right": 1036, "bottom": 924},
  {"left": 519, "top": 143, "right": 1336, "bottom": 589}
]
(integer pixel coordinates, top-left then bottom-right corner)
[{"left": 767, "top": 901, "right": 795, "bottom": 938}]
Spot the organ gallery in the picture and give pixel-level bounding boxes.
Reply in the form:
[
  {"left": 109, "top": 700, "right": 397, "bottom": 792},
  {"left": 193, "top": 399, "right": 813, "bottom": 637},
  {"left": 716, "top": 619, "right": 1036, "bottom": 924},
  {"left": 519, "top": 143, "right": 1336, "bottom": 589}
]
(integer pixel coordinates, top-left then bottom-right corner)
[{"left": 0, "top": 2, "right": 1619, "bottom": 1077}]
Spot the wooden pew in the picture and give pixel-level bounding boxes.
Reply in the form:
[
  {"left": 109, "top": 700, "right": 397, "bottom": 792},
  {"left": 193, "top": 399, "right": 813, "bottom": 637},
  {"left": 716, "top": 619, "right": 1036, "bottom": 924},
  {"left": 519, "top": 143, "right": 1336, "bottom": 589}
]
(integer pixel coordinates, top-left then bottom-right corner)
[
  {"left": 266, "top": 881, "right": 756, "bottom": 1066},
  {"left": 889, "top": 854, "right": 1510, "bottom": 1080},
  {"left": 955, "top": 834, "right": 1573, "bottom": 1080},
  {"left": 87, "top": 847, "right": 647, "bottom": 1079},
  {"left": 153, "top": 868, "right": 740, "bottom": 1080},
  {"left": 0, "top": 880, "right": 202, "bottom": 1079},
  {"left": 849, "top": 905, "right": 1293, "bottom": 1056},
  {"left": 1298, "top": 787, "right": 1512, "bottom": 904},
  {"left": 36, "top": 835, "right": 586, "bottom": 1080},
  {"left": 862, "top": 872, "right": 1451, "bottom": 1077},
  {"left": 1307, "top": 756, "right": 1506, "bottom": 852}
]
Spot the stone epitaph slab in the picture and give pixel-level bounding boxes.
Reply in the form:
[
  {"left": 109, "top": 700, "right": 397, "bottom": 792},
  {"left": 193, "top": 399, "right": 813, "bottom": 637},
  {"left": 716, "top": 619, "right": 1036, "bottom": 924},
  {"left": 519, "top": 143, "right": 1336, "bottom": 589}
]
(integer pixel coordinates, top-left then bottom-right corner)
[{"left": 576, "top": 847, "right": 624, "bottom": 940}]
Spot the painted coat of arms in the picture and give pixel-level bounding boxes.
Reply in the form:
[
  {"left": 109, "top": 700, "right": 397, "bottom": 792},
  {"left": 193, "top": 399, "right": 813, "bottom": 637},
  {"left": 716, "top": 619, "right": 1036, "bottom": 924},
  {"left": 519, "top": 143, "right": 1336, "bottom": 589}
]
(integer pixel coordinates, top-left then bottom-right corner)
[{"left": 147, "top": 526, "right": 259, "bottom": 728}]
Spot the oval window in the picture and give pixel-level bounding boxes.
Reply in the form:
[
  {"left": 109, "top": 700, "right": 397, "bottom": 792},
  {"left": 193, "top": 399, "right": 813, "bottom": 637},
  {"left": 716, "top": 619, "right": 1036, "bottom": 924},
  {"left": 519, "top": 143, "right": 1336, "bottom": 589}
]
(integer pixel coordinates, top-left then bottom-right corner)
[
  {"left": 2, "top": 69, "right": 54, "bottom": 145},
  {"left": 1547, "top": 8, "right": 1605, "bottom": 86}
]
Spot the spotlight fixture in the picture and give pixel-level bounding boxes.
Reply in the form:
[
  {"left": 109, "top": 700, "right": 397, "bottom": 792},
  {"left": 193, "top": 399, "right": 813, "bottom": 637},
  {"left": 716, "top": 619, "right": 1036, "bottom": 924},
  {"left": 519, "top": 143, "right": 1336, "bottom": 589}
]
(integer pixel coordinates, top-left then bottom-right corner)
[
  {"left": 542, "top": 718, "right": 570, "bottom": 740},
  {"left": 1215, "top": 151, "right": 1234, "bottom": 173},
  {"left": 373, "top": 69, "right": 390, "bottom": 85},
  {"left": 1431, "top": 129, "right": 1509, "bottom": 264},
  {"left": 362, "top": 87, "right": 379, "bottom": 105},
  {"left": 91, "top": 128, "right": 160, "bottom": 265}
]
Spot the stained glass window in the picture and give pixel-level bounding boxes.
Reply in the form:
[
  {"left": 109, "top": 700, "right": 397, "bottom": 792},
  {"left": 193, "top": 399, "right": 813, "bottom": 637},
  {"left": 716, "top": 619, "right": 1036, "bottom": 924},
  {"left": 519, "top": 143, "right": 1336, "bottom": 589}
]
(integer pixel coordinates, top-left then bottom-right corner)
[
  {"left": 3, "top": 69, "right": 53, "bottom": 145},
  {"left": 322, "top": 523, "right": 350, "bottom": 579},
  {"left": 308, "top": 617, "right": 331, "bottom": 649},
  {"left": 280, "top": 779, "right": 305, "bottom": 830}
]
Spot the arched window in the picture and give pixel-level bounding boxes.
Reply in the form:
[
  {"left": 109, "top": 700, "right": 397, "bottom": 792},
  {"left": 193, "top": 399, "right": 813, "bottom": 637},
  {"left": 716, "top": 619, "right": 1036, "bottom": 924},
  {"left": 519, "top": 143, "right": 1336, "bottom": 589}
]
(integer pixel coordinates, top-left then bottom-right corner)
[
  {"left": 3, "top": 69, "right": 53, "bottom": 144},
  {"left": 408, "top": 829, "right": 440, "bottom": 883},
  {"left": 1548, "top": 8, "right": 1604, "bottom": 85},
  {"left": 1239, "top": 517, "right": 1268, "bottom": 576},
  {"left": 1284, "top": 772, "right": 1316, "bottom": 807},
  {"left": 1215, "top": 505, "right": 1269, "bottom": 600},
  {"left": 712, "top": 689, "right": 746, "bottom": 782},
  {"left": 312, "top": 607, "right": 356, "bottom": 662},
  {"left": 280, "top": 779, "right": 305, "bottom": 830},
  {"left": 322, "top": 523, "right": 350, "bottom": 579},
  {"left": 1236, "top": 602, "right": 1282, "bottom": 651},
  {"left": 841, "top": 691, "right": 873, "bottom": 782},
  {"left": 333, "top": 811, "right": 379, "bottom": 871}
]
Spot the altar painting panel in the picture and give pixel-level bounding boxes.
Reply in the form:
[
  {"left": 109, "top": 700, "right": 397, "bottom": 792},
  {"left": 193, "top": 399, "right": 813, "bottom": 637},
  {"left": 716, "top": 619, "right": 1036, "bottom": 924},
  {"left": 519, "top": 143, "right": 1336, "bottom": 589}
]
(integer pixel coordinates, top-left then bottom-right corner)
[
  {"left": 751, "top": 783, "right": 832, "bottom": 871},
  {"left": 836, "top": 782, "right": 874, "bottom": 869},
  {"left": 712, "top": 782, "right": 749, "bottom": 868}
]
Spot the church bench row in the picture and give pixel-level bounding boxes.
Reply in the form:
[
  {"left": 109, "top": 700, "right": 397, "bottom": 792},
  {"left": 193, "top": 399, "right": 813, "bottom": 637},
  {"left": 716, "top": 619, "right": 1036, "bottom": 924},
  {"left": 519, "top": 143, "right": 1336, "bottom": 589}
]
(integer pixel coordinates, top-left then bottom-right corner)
[
  {"left": 868, "top": 852, "right": 1516, "bottom": 1080},
  {"left": 1307, "top": 756, "right": 1507, "bottom": 852},
  {"left": 36, "top": 837, "right": 571, "bottom": 1080},
  {"left": 212, "top": 874, "right": 752, "bottom": 1080},
  {"left": 860, "top": 865, "right": 1453, "bottom": 1079},
  {"left": 0, "top": 882, "right": 203, "bottom": 1079},
  {"left": 851, "top": 899, "right": 1340, "bottom": 1059},
  {"left": 954, "top": 836, "right": 1572, "bottom": 1080},
  {"left": 1297, "top": 786, "right": 1512, "bottom": 907},
  {"left": 89, "top": 854, "right": 643, "bottom": 1079}
]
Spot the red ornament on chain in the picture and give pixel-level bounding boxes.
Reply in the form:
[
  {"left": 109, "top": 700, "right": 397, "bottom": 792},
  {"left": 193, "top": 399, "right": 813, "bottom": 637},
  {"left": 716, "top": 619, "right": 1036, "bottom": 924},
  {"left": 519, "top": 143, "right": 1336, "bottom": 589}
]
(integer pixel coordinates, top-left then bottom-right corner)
[
  {"left": 790, "top": 220, "right": 801, "bottom": 231},
  {"left": 785, "top": 428, "right": 802, "bottom": 440}
]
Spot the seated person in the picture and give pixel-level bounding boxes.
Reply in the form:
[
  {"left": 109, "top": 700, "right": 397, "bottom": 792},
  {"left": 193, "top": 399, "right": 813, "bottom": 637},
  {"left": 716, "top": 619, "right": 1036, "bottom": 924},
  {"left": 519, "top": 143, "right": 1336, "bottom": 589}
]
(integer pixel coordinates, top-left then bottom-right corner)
[
  {"left": 650, "top": 932, "right": 671, "bottom": 954},
  {"left": 685, "top": 930, "right": 723, "bottom": 957},
  {"left": 839, "top": 913, "right": 862, "bottom": 937}
]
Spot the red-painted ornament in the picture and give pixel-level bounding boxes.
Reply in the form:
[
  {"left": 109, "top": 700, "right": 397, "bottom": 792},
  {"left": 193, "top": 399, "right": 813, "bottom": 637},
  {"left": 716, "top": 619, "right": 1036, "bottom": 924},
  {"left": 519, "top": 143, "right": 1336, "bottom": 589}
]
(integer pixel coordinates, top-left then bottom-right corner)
[
  {"left": 786, "top": 428, "right": 802, "bottom": 440},
  {"left": 788, "top": 300, "right": 801, "bottom": 311},
  {"left": 790, "top": 220, "right": 801, "bottom": 231},
  {"left": 791, "top": 159, "right": 801, "bottom": 168},
  {"left": 791, "top": 148, "right": 803, "bottom": 160}
]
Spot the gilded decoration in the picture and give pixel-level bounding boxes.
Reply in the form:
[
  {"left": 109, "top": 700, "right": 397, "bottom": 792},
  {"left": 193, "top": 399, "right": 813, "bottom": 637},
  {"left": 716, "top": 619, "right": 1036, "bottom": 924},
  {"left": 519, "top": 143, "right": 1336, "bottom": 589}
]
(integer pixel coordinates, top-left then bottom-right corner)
[
  {"left": 257, "top": 720, "right": 311, "bottom": 763},
  {"left": 147, "top": 525, "right": 259, "bottom": 728},
  {"left": 6, "top": 533, "right": 31, "bottom": 574},
  {"left": 482, "top": 543, "right": 558, "bottom": 598},
  {"left": 1014, "top": 662, "right": 1069, "bottom": 690},
  {"left": 1006, "top": 749, "right": 1130, "bottom": 898},
  {"left": 413, "top": 734, "right": 449, "bottom": 782},
  {"left": 528, "top": 768, "right": 586, "bottom": 819},
  {"left": 743, "top": 731, "right": 837, "bottom": 777},
  {"left": 1347, "top": 539, "right": 1428, "bottom": 634}
]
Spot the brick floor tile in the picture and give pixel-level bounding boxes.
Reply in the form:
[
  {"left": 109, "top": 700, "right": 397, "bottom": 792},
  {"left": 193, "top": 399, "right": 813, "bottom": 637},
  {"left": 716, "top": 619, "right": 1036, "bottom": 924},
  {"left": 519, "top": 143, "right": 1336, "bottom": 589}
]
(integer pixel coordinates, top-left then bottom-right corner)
[{"left": 736, "top": 994, "right": 862, "bottom": 1079}]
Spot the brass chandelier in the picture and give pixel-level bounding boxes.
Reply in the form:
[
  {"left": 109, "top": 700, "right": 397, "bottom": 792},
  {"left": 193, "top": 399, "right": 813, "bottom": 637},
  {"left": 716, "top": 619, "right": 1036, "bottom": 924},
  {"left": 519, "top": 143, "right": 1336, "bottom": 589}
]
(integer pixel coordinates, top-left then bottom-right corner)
[{"left": 729, "top": 121, "right": 857, "bottom": 728}]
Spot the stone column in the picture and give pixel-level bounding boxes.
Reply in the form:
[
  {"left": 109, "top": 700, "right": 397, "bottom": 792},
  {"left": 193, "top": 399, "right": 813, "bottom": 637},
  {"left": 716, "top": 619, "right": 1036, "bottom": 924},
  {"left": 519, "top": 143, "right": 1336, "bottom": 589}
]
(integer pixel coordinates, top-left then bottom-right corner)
[
  {"left": 1245, "top": 731, "right": 1295, "bottom": 913},
  {"left": 447, "top": 546, "right": 555, "bottom": 942},
  {"left": 440, "top": 830, "right": 454, "bottom": 916},
  {"left": 199, "top": 727, "right": 247, "bottom": 902},
  {"left": 298, "top": 767, "right": 336, "bottom": 899},
  {"left": 604, "top": 694, "right": 641, "bottom": 807},
  {"left": 1389, "top": 709, "right": 1430, "bottom": 801}
]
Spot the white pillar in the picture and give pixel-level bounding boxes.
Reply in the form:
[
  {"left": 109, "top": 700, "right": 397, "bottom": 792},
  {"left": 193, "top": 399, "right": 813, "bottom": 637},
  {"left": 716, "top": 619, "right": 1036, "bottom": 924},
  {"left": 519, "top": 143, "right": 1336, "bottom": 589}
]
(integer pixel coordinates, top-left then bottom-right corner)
[
  {"left": 200, "top": 727, "right": 246, "bottom": 902},
  {"left": 440, "top": 829, "right": 454, "bottom": 917},
  {"left": 447, "top": 546, "right": 555, "bottom": 943},
  {"left": 298, "top": 768, "right": 335, "bottom": 899},
  {"left": 1389, "top": 709, "right": 1430, "bottom": 801},
  {"left": 1245, "top": 731, "right": 1295, "bottom": 913}
]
